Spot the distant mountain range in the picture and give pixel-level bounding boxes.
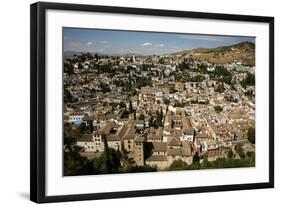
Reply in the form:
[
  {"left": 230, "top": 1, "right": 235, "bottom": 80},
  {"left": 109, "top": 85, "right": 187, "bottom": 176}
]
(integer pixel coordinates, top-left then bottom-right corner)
[
  {"left": 64, "top": 41, "right": 255, "bottom": 66},
  {"left": 173, "top": 42, "right": 255, "bottom": 66}
]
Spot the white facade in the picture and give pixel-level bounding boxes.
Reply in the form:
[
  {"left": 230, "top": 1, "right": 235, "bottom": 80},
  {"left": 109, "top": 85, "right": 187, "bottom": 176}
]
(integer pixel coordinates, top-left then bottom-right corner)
[
  {"left": 180, "top": 134, "right": 194, "bottom": 142},
  {"left": 68, "top": 113, "right": 84, "bottom": 122},
  {"left": 92, "top": 134, "right": 105, "bottom": 152},
  {"left": 77, "top": 141, "right": 96, "bottom": 152},
  {"left": 107, "top": 141, "right": 121, "bottom": 151}
]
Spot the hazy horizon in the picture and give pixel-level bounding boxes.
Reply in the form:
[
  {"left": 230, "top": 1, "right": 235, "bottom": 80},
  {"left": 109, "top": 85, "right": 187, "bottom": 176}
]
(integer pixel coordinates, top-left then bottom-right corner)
[{"left": 64, "top": 28, "right": 255, "bottom": 55}]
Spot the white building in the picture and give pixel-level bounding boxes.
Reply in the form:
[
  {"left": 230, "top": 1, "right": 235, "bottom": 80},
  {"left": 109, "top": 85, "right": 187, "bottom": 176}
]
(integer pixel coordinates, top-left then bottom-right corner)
[
  {"left": 76, "top": 135, "right": 96, "bottom": 152},
  {"left": 68, "top": 112, "right": 84, "bottom": 122},
  {"left": 92, "top": 132, "right": 105, "bottom": 152},
  {"left": 106, "top": 135, "right": 121, "bottom": 151}
]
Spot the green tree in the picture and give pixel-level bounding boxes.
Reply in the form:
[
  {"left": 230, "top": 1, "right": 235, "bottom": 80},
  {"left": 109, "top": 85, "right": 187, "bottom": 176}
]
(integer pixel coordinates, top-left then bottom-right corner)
[
  {"left": 193, "top": 152, "right": 200, "bottom": 163},
  {"left": 64, "top": 62, "right": 74, "bottom": 74},
  {"left": 160, "top": 108, "right": 164, "bottom": 126},
  {"left": 64, "top": 134, "right": 94, "bottom": 176},
  {"left": 168, "top": 160, "right": 188, "bottom": 170},
  {"left": 201, "top": 154, "right": 209, "bottom": 169},
  {"left": 119, "top": 101, "right": 126, "bottom": 108},
  {"left": 96, "top": 136, "right": 122, "bottom": 173},
  {"left": 100, "top": 82, "right": 111, "bottom": 93},
  {"left": 138, "top": 113, "right": 145, "bottom": 121},
  {"left": 78, "top": 63, "right": 83, "bottom": 69},
  {"left": 94, "top": 53, "right": 99, "bottom": 59},
  {"left": 214, "top": 105, "right": 223, "bottom": 113},
  {"left": 155, "top": 110, "right": 163, "bottom": 128},
  {"left": 244, "top": 73, "right": 255, "bottom": 86},
  {"left": 245, "top": 89, "right": 254, "bottom": 99},
  {"left": 122, "top": 165, "right": 157, "bottom": 173},
  {"left": 88, "top": 122, "right": 94, "bottom": 133},
  {"left": 129, "top": 100, "right": 134, "bottom": 114},
  {"left": 215, "top": 84, "right": 225, "bottom": 93},
  {"left": 236, "top": 143, "right": 245, "bottom": 158},
  {"left": 227, "top": 149, "right": 233, "bottom": 159},
  {"left": 78, "top": 122, "right": 86, "bottom": 132},
  {"left": 163, "top": 98, "right": 170, "bottom": 105},
  {"left": 247, "top": 127, "right": 255, "bottom": 144},
  {"left": 92, "top": 148, "right": 122, "bottom": 174},
  {"left": 246, "top": 151, "right": 255, "bottom": 159},
  {"left": 149, "top": 117, "right": 154, "bottom": 128},
  {"left": 64, "top": 88, "right": 77, "bottom": 104}
]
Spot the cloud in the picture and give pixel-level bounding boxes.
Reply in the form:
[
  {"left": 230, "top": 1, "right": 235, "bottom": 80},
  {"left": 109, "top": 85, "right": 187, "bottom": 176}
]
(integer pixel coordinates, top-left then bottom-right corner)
[
  {"left": 141, "top": 42, "right": 152, "bottom": 46},
  {"left": 179, "top": 35, "right": 227, "bottom": 42},
  {"left": 155, "top": 44, "right": 165, "bottom": 47},
  {"left": 86, "top": 41, "right": 93, "bottom": 45},
  {"left": 100, "top": 41, "right": 108, "bottom": 44},
  {"left": 141, "top": 43, "right": 164, "bottom": 48}
]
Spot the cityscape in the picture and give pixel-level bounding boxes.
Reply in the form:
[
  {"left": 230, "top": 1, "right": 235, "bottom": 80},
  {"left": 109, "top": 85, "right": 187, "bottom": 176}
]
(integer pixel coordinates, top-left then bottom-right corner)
[{"left": 63, "top": 28, "right": 255, "bottom": 176}]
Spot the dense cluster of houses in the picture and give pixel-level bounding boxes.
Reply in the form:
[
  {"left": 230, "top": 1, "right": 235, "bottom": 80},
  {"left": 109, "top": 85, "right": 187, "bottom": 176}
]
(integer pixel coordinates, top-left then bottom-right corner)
[{"left": 64, "top": 53, "right": 255, "bottom": 170}]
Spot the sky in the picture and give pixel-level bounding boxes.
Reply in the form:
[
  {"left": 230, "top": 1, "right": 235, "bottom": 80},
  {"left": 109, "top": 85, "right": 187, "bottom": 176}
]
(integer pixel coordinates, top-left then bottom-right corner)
[{"left": 64, "top": 28, "right": 255, "bottom": 55}]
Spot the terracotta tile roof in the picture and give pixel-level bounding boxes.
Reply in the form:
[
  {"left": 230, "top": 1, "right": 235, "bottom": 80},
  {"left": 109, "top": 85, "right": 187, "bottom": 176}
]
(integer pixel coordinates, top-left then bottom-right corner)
[
  {"left": 167, "top": 148, "right": 181, "bottom": 156},
  {"left": 152, "top": 142, "right": 167, "bottom": 152},
  {"left": 168, "top": 137, "right": 181, "bottom": 147},
  {"left": 134, "top": 133, "right": 147, "bottom": 143},
  {"left": 106, "top": 134, "right": 120, "bottom": 142}
]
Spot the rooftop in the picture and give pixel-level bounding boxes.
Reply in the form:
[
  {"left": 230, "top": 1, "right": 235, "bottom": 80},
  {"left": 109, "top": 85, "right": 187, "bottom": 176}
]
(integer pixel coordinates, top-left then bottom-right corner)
[
  {"left": 152, "top": 142, "right": 168, "bottom": 152},
  {"left": 146, "top": 155, "right": 168, "bottom": 162}
]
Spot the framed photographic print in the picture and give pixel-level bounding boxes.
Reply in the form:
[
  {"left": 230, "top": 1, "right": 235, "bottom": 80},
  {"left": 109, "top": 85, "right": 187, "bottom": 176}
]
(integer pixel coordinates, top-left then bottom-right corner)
[{"left": 30, "top": 1, "right": 274, "bottom": 203}]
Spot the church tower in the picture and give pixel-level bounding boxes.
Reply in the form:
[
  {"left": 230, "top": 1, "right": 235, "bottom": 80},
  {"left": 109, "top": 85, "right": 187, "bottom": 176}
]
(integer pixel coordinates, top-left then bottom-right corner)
[{"left": 133, "top": 133, "right": 147, "bottom": 166}]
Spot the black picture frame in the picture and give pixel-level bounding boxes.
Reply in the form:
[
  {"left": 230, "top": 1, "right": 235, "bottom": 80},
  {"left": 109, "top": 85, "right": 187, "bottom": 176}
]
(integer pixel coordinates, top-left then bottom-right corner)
[{"left": 30, "top": 1, "right": 274, "bottom": 203}]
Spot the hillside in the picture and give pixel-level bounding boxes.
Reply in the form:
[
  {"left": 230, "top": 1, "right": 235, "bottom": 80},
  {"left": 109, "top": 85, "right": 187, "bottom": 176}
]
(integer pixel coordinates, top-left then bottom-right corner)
[{"left": 173, "top": 42, "right": 255, "bottom": 66}]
